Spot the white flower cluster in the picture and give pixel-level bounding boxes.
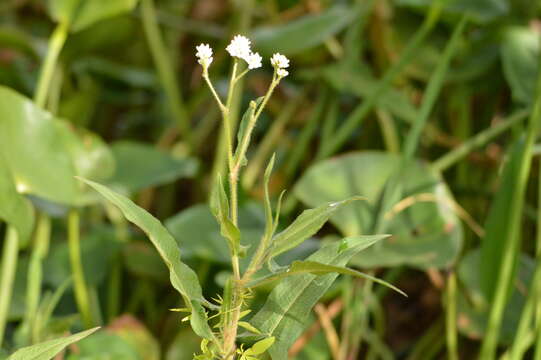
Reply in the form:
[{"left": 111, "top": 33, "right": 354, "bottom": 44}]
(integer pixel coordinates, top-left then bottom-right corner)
[
  {"left": 195, "top": 35, "right": 290, "bottom": 75},
  {"left": 195, "top": 43, "right": 213, "bottom": 69},
  {"left": 271, "top": 53, "right": 289, "bottom": 78}
]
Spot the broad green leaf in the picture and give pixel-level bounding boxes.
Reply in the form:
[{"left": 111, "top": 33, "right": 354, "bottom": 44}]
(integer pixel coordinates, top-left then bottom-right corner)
[
  {"left": 0, "top": 86, "right": 113, "bottom": 206},
  {"left": 457, "top": 249, "right": 534, "bottom": 344},
  {"left": 501, "top": 27, "right": 540, "bottom": 104},
  {"left": 107, "top": 141, "right": 198, "bottom": 194},
  {"left": 0, "top": 158, "right": 34, "bottom": 244},
  {"left": 7, "top": 327, "right": 99, "bottom": 360},
  {"left": 106, "top": 315, "right": 160, "bottom": 360},
  {"left": 0, "top": 86, "right": 78, "bottom": 204},
  {"left": 294, "top": 151, "right": 463, "bottom": 269},
  {"left": 79, "top": 178, "right": 214, "bottom": 339},
  {"left": 270, "top": 197, "right": 364, "bottom": 259},
  {"left": 251, "top": 236, "right": 387, "bottom": 360},
  {"left": 252, "top": 5, "right": 356, "bottom": 56},
  {"left": 250, "top": 257, "right": 406, "bottom": 296},
  {"left": 48, "top": 0, "right": 138, "bottom": 32},
  {"left": 396, "top": 0, "right": 508, "bottom": 23}
]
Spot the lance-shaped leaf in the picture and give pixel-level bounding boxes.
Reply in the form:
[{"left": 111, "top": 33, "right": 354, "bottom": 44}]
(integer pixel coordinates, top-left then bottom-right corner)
[
  {"left": 7, "top": 327, "right": 99, "bottom": 360},
  {"left": 269, "top": 197, "right": 364, "bottom": 259},
  {"left": 249, "top": 258, "right": 406, "bottom": 296},
  {"left": 79, "top": 178, "right": 214, "bottom": 339},
  {"left": 234, "top": 97, "right": 264, "bottom": 166},
  {"left": 210, "top": 176, "right": 241, "bottom": 256},
  {"left": 251, "top": 235, "right": 392, "bottom": 359}
]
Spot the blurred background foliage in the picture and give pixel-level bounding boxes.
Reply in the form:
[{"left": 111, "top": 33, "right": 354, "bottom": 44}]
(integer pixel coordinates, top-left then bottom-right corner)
[{"left": 1, "top": 0, "right": 541, "bottom": 359}]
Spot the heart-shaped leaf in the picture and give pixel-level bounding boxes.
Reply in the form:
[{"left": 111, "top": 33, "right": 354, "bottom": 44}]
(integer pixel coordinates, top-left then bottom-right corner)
[{"left": 294, "top": 151, "right": 463, "bottom": 269}]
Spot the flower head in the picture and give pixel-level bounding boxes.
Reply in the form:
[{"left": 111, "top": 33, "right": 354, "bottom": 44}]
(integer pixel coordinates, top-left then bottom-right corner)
[
  {"left": 277, "top": 68, "right": 289, "bottom": 78},
  {"left": 246, "top": 52, "right": 262, "bottom": 69},
  {"left": 271, "top": 53, "right": 289, "bottom": 69},
  {"left": 196, "top": 43, "right": 213, "bottom": 69},
  {"left": 226, "top": 35, "right": 251, "bottom": 60}
]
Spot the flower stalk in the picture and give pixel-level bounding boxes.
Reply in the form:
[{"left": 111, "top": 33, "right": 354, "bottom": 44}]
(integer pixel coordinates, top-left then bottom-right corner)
[{"left": 196, "top": 36, "right": 289, "bottom": 359}]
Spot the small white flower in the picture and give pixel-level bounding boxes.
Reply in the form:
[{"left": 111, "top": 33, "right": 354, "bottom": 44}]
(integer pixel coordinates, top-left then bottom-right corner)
[
  {"left": 277, "top": 68, "right": 289, "bottom": 78},
  {"left": 246, "top": 52, "right": 262, "bottom": 69},
  {"left": 196, "top": 43, "right": 213, "bottom": 68},
  {"left": 226, "top": 35, "right": 251, "bottom": 59},
  {"left": 271, "top": 53, "right": 289, "bottom": 69}
]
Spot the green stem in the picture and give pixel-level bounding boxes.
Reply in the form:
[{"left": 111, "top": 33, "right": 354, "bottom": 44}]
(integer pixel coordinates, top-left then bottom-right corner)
[
  {"left": 533, "top": 156, "right": 541, "bottom": 360},
  {"left": 24, "top": 213, "right": 51, "bottom": 342},
  {"left": 34, "top": 22, "right": 68, "bottom": 109},
  {"left": 479, "top": 38, "right": 541, "bottom": 360},
  {"left": 432, "top": 109, "right": 528, "bottom": 172},
  {"left": 509, "top": 266, "right": 540, "bottom": 360},
  {"left": 141, "top": 0, "right": 192, "bottom": 146},
  {"left": 68, "top": 209, "right": 93, "bottom": 328},
  {"left": 0, "top": 227, "right": 19, "bottom": 347},
  {"left": 319, "top": 0, "right": 443, "bottom": 158},
  {"left": 445, "top": 272, "right": 459, "bottom": 360}
]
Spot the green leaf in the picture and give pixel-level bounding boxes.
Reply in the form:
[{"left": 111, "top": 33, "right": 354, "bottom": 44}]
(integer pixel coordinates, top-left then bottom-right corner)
[
  {"left": 78, "top": 178, "right": 214, "bottom": 339},
  {"left": 251, "top": 5, "right": 356, "bottom": 56},
  {"left": 7, "top": 327, "right": 99, "bottom": 360},
  {"left": 107, "top": 141, "right": 198, "bottom": 194},
  {"left": 246, "top": 337, "right": 275, "bottom": 356},
  {"left": 67, "top": 315, "right": 160, "bottom": 360},
  {"left": 0, "top": 86, "right": 113, "bottom": 206},
  {"left": 250, "top": 256, "right": 406, "bottom": 296},
  {"left": 235, "top": 98, "right": 263, "bottom": 165},
  {"left": 480, "top": 138, "right": 529, "bottom": 301},
  {"left": 238, "top": 321, "right": 262, "bottom": 335},
  {"left": 251, "top": 236, "right": 386, "bottom": 360},
  {"left": 0, "top": 158, "right": 34, "bottom": 244},
  {"left": 209, "top": 176, "right": 241, "bottom": 256},
  {"left": 48, "top": 0, "right": 138, "bottom": 32},
  {"left": 501, "top": 27, "right": 540, "bottom": 104},
  {"left": 270, "top": 197, "right": 364, "bottom": 259},
  {"left": 294, "top": 151, "right": 463, "bottom": 269},
  {"left": 263, "top": 155, "right": 277, "bottom": 242}
]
